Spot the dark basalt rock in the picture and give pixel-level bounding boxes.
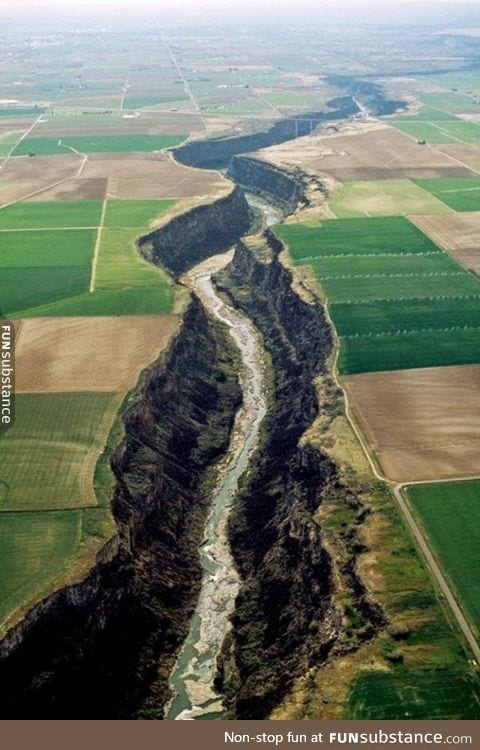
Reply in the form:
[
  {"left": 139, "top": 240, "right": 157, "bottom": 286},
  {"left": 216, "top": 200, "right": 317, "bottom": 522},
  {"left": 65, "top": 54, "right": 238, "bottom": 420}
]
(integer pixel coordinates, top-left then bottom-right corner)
[
  {"left": 172, "top": 97, "right": 360, "bottom": 170},
  {"left": 215, "top": 235, "right": 385, "bottom": 718},
  {"left": 138, "top": 186, "right": 252, "bottom": 278},
  {"left": 0, "top": 299, "right": 241, "bottom": 719}
]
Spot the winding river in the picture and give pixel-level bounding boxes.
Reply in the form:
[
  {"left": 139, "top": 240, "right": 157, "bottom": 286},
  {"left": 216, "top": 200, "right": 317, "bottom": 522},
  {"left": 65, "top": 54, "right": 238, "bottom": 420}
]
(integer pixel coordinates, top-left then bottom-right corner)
[{"left": 165, "top": 249, "right": 267, "bottom": 720}]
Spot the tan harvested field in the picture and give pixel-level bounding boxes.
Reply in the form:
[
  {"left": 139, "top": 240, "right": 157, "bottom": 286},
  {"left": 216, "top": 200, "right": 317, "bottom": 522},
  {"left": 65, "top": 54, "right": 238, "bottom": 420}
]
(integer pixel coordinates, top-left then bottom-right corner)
[
  {"left": 0, "top": 118, "right": 35, "bottom": 134},
  {"left": 15, "top": 315, "right": 179, "bottom": 393},
  {"left": 35, "top": 112, "right": 205, "bottom": 137},
  {"left": 437, "top": 144, "right": 480, "bottom": 171},
  {"left": 411, "top": 212, "right": 480, "bottom": 274},
  {"left": 0, "top": 153, "right": 82, "bottom": 204},
  {"left": 342, "top": 365, "right": 480, "bottom": 482},
  {"left": 26, "top": 177, "right": 108, "bottom": 201},
  {"left": 260, "top": 124, "right": 474, "bottom": 180},
  {"left": 82, "top": 151, "right": 229, "bottom": 199}
]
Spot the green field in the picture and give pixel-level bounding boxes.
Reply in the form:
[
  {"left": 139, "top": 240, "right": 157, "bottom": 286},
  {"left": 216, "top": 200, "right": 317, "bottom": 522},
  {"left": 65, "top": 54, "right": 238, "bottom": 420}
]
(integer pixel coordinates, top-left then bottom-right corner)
[
  {"left": 329, "top": 179, "right": 451, "bottom": 218},
  {"left": 347, "top": 669, "right": 480, "bottom": 719},
  {"left": 0, "top": 510, "right": 82, "bottom": 626},
  {"left": 95, "top": 228, "right": 173, "bottom": 289},
  {"left": 407, "top": 481, "right": 480, "bottom": 640},
  {"left": 306, "top": 251, "right": 459, "bottom": 278},
  {"left": 2, "top": 266, "right": 90, "bottom": 315},
  {"left": 12, "top": 285, "right": 175, "bottom": 317},
  {"left": 278, "top": 216, "right": 480, "bottom": 373},
  {"left": 0, "top": 228, "right": 95, "bottom": 267},
  {"left": 331, "top": 294, "right": 480, "bottom": 337},
  {"left": 0, "top": 107, "right": 46, "bottom": 117},
  {"left": 338, "top": 327, "right": 480, "bottom": 374},
  {"left": 414, "top": 178, "right": 480, "bottom": 212},
  {"left": 104, "top": 199, "right": 175, "bottom": 228},
  {"left": 275, "top": 217, "right": 440, "bottom": 258},
  {"left": 0, "top": 393, "right": 120, "bottom": 511},
  {"left": 386, "top": 107, "right": 459, "bottom": 121},
  {"left": 0, "top": 200, "right": 102, "bottom": 228},
  {"left": 390, "top": 119, "right": 480, "bottom": 144},
  {"left": 319, "top": 269, "right": 479, "bottom": 304},
  {"left": 0, "top": 131, "right": 24, "bottom": 158},
  {"left": 13, "top": 134, "right": 186, "bottom": 156},
  {"left": 419, "top": 92, "right": 480, "bottom": 112}
]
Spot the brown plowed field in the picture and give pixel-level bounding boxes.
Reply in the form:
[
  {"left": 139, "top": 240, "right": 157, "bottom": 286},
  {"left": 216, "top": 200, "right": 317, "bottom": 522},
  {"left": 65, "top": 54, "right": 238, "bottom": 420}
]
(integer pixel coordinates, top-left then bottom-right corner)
[
  {"left": 261, "top": 125, "right": 474, "bottom": 180},
  {"left": 0, "top": 154, "right": 82, "bottom": 204},
  {"left": 410, "top": 213, "right": 480, "bottom": 274},
  {"left": 342, "top": 365, "right": 480, "bottom": 482},
  {"left": 26, "top": 177, "right": 108, "bottom": 201},
  {"left": 15, "top": 315, "right": 179, "bottom": 393},
  {"left": 82, "top": 152, "right": 229, "bottom": 199},
  {"left": 437, "top": 144, "right": 480, "bottom": 171},
  {"left": 35, "top": 112, "right": 204, "bottom": 137}
]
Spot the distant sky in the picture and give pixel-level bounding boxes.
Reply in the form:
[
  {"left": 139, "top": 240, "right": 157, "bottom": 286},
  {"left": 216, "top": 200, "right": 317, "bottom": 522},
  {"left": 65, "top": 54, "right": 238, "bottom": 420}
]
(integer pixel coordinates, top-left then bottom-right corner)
[{"left": 1, "top": 0, "right": 480, "bottom": 27}]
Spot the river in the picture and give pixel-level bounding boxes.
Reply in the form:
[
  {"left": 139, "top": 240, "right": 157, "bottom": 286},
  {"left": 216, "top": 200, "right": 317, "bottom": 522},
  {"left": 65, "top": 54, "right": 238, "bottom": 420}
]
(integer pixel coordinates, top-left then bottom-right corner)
[{"left": 165, "top": 249, "right": 267, "bottom": 720}]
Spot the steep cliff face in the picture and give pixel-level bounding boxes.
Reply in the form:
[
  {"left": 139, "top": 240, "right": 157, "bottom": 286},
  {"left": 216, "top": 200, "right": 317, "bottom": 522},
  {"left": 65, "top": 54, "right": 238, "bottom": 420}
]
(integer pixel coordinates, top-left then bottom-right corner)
[
  {"left": 139, "top": 186, "right": 252, "bottom": 277},
  {"left": 228, "top": 156, "right": 307, "bottom": 211},
  {"left": 0, "top": 300, "right": 242, "bottom": 719},
  {"left": 173, "top": 97, "right": 360, "bottom": 170},
  {"left": 215, "top": 235, "right": 384, "bottom": 719}
]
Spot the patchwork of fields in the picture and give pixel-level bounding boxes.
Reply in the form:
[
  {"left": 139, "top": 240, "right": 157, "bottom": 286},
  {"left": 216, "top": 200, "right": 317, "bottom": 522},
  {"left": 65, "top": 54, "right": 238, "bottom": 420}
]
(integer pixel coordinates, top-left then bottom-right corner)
[
  {"left": 275, "top": 217, "right": 480, "bottom": 374},
  {"left": 0, "top": 195, "right": 179, "bottom": 633},
  {"left": 1, "top": 199, "right": 175, "bottom": 317},
  {"left": 0, "top": 143, "right": 190, "bottom": 632}
]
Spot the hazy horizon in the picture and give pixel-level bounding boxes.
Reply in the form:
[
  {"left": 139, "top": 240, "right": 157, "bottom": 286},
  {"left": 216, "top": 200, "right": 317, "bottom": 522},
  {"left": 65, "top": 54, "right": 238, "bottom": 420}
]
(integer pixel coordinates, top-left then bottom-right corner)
[{"left": 2, "top": 0, "right": 480, "bottom": 28}]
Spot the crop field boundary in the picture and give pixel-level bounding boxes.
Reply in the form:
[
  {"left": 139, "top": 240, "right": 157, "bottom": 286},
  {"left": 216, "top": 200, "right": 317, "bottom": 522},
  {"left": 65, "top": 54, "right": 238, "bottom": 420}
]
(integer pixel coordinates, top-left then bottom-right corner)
[{"left": 278, "top": 229, "right": 480, "bottom": 666}]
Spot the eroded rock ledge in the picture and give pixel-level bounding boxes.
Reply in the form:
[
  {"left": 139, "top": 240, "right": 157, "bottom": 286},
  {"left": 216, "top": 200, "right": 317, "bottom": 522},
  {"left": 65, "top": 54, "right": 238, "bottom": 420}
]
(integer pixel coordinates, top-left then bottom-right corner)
[
  {"left": 215, "top": 234, "right": 385, "bottom": 718},
  {"left": 0, "top": 299, "right": 241, "bottom": 719}
]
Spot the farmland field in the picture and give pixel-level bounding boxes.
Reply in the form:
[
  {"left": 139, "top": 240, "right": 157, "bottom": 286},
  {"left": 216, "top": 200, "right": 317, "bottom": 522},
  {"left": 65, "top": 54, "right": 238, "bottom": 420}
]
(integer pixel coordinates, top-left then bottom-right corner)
[
  {"left": 275, "top": 217, "right": 440, "bottom": 258},
  {"left": 329, "top": 179, "right": 452, "bottom": 217},
  {"left": 278, "top": 216, "right": 480, "bottom": 372},
  {"left": 319, "top": 269, "right": 479, "bottom": 304},
  {"left": 15, "top": 316, "right": 179, "bottom": 392},
  {"left": 339, "top": 327, "right": 480, "bottom": 374},
  {"left": 407, "top": 481, "right": 480, "bottom": 638},
  {"left": 331, "top": 295, "right": 480, "bottom": 337},
  {"left": 411, "top": 212, "right": 480, "bottom": 273},
  {"left": 13, "top": 134, "right": 186, "bottom": 156},
  {"left": 0, "top": 200, "right": 102, "bottom": 228},
  {"left": 342, "top": 365, "right": 480, "bottom": 480},
  {"left": 0, "top": 510, "right": 82, "bottom": 626},
  {"left": 347, "top": 669, "right": 480, "bottom": 719},
  {"left": 13, "top": 285, "right": 175, "bottom": 318},
  {"left": 95, "top": 228, "right": 173, "bottom": 289},
  {"left": 307, "top": 251, "right": 459, "bottom": 278},
  {"left": 0, "top": 393, "right": 122, "bottom": 510},
  {"left": 390, "top": 119, "right": 480, "bottom": 144},
  {"left": 414, "top": 178, "right": 480, "bottom": 212},
  {"left": 103, "top": 199, "right": 176, "bottom": 228},
  {"left": 0, "top": 229, "right": 96, "bottom": 266},
  {"left": 419, "top": 92, "right": 480, "bottom": 112},
  {"left": 2, "top": 266, "right": 90, "bottom": 315}
]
